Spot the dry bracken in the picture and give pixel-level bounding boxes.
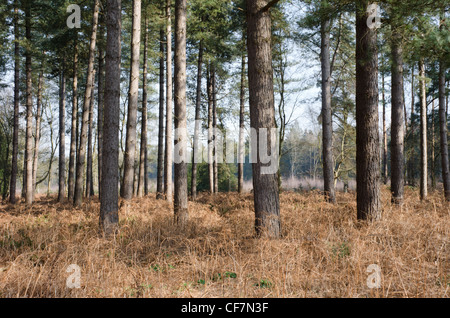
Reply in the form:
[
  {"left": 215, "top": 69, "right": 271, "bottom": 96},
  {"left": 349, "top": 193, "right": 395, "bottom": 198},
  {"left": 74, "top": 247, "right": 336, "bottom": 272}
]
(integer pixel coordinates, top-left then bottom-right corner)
[{"left": 0, "top": 187, "right": 448, "bottom": 298}]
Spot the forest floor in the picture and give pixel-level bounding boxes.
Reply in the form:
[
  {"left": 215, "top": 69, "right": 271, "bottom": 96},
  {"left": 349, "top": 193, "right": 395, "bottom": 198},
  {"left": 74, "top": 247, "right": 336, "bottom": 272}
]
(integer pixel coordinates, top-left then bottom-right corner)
[{"left": 0, "top": 187, "right": 448, "bottom": 298}]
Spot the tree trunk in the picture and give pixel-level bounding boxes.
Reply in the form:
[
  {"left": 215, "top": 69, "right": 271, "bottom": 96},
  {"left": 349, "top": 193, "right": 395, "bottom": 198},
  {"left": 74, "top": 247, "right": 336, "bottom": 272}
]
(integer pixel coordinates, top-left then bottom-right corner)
[
  {"left": 419, "top": 59, "right": 427, "bottom": 201},
  {"left": 431, "top": 99, "right": 436, "bottom": 190},
  {"left": 212, "top": 66, "right": 219, "bottom": 194},
  {"left": 355, "top": 0, "right": 381, "bottom": 221},
  {"left": 238, "top": 51, "right": 246, "bottom": 194},
  {"left": 382, "top": 68, "right": 388, "bottom": 185},
  {"left": 86, "top": 75, "right": 95, "bottom": 198},
  {"left": 164, "top": 0, "right": 173, "bottom": 203},
  {"left": 390, "top": 28, "right": 405, "bottom": 204},
  {"left": 174, "top": 0, "right": 188, "bottom": 226},
  {"left": 207, "top": 64, "right": 214, "bottom": 194},
  {"left": 10, "top": 2, "right": 20, "bottom": 204},
  {"left": 46, "top": 106, "right": 56, "bottom": 197},
  {"left": 97, "top": 46, "right": 104, "bottom": 199},
  {"left": 191, "top": 40, "right": 203, "bottom": 201},
  {"left": 1, "top": 135, "right": 11, "bottom": 200},
  {"left": 68, "top": 39, "right": 78, "bottom": 201},
  {"left": 408, "top": 65, "right": 416, "bottom": 186},
  {"left": 138, "top": 14, "right": 149, "bottom": 198},
  {"left": 33, "top": 68, "right": 43, "bottom": 199},
  {"left": 320, "top": 13, "right": 336, "bottom": 203},
  {"left": 122, "top": 0, "right": 141, "bottom": 200},
  {"left": 74, "top": 0, "right": 100, "bottom": 207},
  {"left": 58, "top": 68, "right": 66, "bottom": 202},
  {"left": 156, "top": 22, "right": 165, "bottom": 200},
  {"left": 439, "top": 60, "right": 450, "bottom": 201},
  {"left": 24, "top": 0, "right": 34, "bottom": 205},
  {"left": 100, "top": 0, "right": 121, "bottom": 236},
  {"left": 246, "top": 0, "right": 281, "bottom": 238}
]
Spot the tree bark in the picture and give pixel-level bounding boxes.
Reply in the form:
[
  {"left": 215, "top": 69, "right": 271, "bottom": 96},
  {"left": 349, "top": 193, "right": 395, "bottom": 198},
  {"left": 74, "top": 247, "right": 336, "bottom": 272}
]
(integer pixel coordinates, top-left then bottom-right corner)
[
  {"left": 156, "top": 22, "right": 165, "bottom": 200},
  {"left": 24, "top": 0, "right": 34, "bottom": 205},
  {"left": 86, "top": 74, "right": 96, "bottom": 198},
  {"left": 408, "top": 66, "right": 416, "bottom": 186},
  {"left": 33, "top": 68, "right": 43, "bottom": 199},
  {"left": 212, "top": 66, "right": 219, "bottom": 194},
  {"left": 390, "top": 28, "right": 405, "bottom": 204},
  {"left": 431, "top": 99, "right": 436, "bottom": 190},
  {"left": 100, "top": 0, "right": 121, "bottom": 236},
  {"left": 174, "top": 0, "right": 188, "bottom": 226},
  {"left": 320, "top": 13, "right": 336, "bottom": 203},
  {"left": 355, "top": 0, "right": 381, "bottom": 221},
  {"left": 97, "top": 46, "right": 104, "bottom": 199},
  {"left": 74, "top": 0, "right": 100, "bottom": 207},
  {"left": 246, "top": 0, "right": 281, "bottom": 238},
  {"left": 58, "top": 68, "right": 66, "bottom": 202},
  {"left": 419, "top": 59, "right": 427, "bottom": 201},
  {"left": 207, "top": 64, "right": 214, "bottom": 194},
  {"left": 238, "top": 51, "right": 246, "bottom": 194},
  {"left": 164, "top": 0, "right": 173, "bottom": 203},
  {"left": 122, "top": 0, "right": 141, "bottom": 200},
  {"left": 439, "top": 60, "right": 450, "bottom": 201},
  {"left": 191, "top": 40, "right": 203, "bottom": 200},
  {"left": 9, "top": 2, "right": 20, "bottom": 204},
  {"left": 138, "top": 14, "right": 148, "bottom": 198},
  {"left": 382, "top": 66, "right": 388, "bottom": 185},
  {"left": 68, "top": 39, "right": 78, "bottom": 201}
]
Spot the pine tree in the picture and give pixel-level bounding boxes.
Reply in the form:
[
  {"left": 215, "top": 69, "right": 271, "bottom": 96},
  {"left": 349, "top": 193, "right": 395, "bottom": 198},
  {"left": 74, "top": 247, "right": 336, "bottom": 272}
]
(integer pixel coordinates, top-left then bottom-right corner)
[
  {"left": 174, "top": 0, "right": 189, "bottom": 225},
  {"left": 74, "top": 0, "right": 100, "bottom": 207},
  {"left": 122, "top": 0, "right": 142, "bottom": 200},
  {"left": 100, "top": 0, "right": 122, "bottom": 235},
  {"left": 246, "top": 0, "right": 281, "bottom": 238},
  {"left": 355, "top": 0, "right": 381, "bottom": 220}
]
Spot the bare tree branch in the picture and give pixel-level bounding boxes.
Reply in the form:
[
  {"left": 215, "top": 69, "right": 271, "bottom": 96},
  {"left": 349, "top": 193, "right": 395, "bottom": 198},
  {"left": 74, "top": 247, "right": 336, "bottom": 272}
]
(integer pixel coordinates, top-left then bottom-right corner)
[{"left": 261, "top": 0, "right": 281, "bottom": 12}]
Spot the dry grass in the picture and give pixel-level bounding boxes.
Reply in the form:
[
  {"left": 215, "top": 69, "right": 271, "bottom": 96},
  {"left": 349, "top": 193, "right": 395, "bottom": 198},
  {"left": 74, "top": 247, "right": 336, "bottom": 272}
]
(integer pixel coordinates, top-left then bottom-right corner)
[{"left": 0, "top": 187, "right": 448, "bottom": 298}]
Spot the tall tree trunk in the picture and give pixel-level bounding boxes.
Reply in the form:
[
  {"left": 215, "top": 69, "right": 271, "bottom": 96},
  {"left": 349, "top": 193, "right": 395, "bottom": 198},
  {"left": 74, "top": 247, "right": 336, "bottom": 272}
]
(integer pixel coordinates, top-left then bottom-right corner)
[
  {"left": 174, "top": 0, "right": 188, "bottom": 226},
  {"left": 390, "top": 28, "right": 405, "bottom": 204},
  {"left": 98, "top": 46, "right": 104, "bottom": 198},
  {"left": 238, "top": 51, "right": 246, "bottom": 194},
  {"left": 191, "top": 40, "right": 203, "bottom": 200},
  {"left": 121, "top": 0, "right": 141, "bottom": 200},
  {"left": 419, "top": 59, "right": 427, "bottom": 201},
  {"left": 156, "top": 23, "right": 165, "bottom": 199},
  {"left": 207, "top": 64, "right": 214, "bottom": 194},
  {"left": 164, "top": 0, "right": 173, "bottom": 203},
  {"left": 24, "top": 0, "right": 33, "bottom": 205},
  {"left": 431, "top": 100, "right": 436, "bottom": 190},
  {"left": 320, "top": 13, "right": 336, "bottom": 203},
  {"left": 74, "top": 0, "right": 100, "bottom": 207},
  {"left": 439, "top": 59, "right": 450, "bottom": 201},
  {"left": 33, "top": 68, "right": 43, "bottom": 198},
  {"left": 138, "top": 14, "right": 149, "bottom": 198},
  {"left": 1, "top": 136, "right": 10, "bottom": 200},
  {"left": 46, "top": 109, "right": 57, "bottom": 197},
  {"left": 382, "top": 66, "right": 388, "bottom": 185},
  {"left": 246, "top": 0, "right": 281, "bottom": 238},
  {"left": 408, "top": 65, "right": 416, "bottom": 186},
  {"left": 438, "top": 6, "right": 448, "bottom": 199},
  {"left": 10, "top": 2, "right": 20, "bottom": 204},
  {"left": 10, "top": 3, "right": 20, "bottom": 202},
  {"left": 68, "top": 39, "right": 78, "bottom": 201},
  {"left": 86, "top": 75, "right": 95, "bottom": 198},
  {"left": 100, "top": 0, "right": 121, "bottom": 236},
  {"left": 212, "top": 66, "right": 219, "bottom": 194},
  {"left": 58, "top": 68, "right": 66, "bottom": 202},
  {"left": 355, "top": 0, "right": 380, "bottom": 221}
]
